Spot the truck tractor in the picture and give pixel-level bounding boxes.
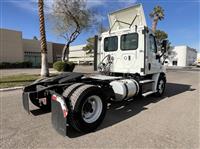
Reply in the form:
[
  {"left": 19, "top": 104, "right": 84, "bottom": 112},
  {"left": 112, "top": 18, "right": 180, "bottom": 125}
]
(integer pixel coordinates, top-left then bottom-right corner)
[{"left": 22, "top": 4, "right": 168, "bottom": 136}]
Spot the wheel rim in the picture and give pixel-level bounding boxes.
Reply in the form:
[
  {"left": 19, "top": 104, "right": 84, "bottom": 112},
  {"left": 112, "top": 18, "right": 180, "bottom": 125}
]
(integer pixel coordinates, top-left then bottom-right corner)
[
  {"left": 158, "top": 80, "right": 165, "bottom": 94},
  {"left": 81, "top": 95, "right": 103, "bottom": 123}
]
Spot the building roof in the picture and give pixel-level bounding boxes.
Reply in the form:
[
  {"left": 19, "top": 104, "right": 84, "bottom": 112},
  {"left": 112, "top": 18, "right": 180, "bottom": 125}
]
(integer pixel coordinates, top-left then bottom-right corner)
[
  {"left": 69, "top": 44, "right": 87, "bottom": 52},
  {"left": 173, "top": 45, "right": 197, "bottom": 53},
  {"left": 0, "top": 28, "right": 22, "bottom": 34}
]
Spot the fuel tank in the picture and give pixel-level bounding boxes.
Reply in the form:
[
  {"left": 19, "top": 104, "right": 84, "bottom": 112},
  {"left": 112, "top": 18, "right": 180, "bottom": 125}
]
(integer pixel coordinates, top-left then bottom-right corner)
[{"left": 110, "top": 79, "right": 139, "bottom": 101}]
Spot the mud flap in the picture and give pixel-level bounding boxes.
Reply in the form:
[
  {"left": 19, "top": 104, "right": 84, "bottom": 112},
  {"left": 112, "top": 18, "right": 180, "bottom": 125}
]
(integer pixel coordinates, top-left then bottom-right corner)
[
  {"left": 51, "top": 93, "right": 68, "bottom": 136},
  {"left": 22, "top": 92, "right": 30, "bottom": 114}
]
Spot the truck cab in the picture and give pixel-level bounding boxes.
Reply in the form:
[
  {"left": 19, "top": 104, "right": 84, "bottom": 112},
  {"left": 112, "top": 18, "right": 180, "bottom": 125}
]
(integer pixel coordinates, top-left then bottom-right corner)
[{"left": 97, "top": 4, "right": 165, "bottom": 76}]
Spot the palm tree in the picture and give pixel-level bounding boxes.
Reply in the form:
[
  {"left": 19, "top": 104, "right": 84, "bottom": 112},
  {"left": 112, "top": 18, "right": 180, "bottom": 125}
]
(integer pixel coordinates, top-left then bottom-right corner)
[
  {"left": 150, "top": 6, "right": 164, "bottom": 33},
  {"left": 38, "top": 0, "right": 49, "bottom": 77}
]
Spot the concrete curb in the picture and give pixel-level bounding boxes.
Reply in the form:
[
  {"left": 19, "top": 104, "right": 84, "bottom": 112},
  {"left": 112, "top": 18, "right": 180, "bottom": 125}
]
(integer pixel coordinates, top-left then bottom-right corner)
[{"left": 0, "top": 86, "right": 24, "bottom": 92}]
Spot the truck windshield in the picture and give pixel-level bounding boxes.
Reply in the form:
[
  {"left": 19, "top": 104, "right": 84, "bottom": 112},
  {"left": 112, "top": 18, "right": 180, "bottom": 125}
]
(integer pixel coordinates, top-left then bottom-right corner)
[
  {"left": 121, "top": 33, "right": 138, "bottom": 50},
  {"left": 104, "top": 36, "right": 118, "bottom": 52}
]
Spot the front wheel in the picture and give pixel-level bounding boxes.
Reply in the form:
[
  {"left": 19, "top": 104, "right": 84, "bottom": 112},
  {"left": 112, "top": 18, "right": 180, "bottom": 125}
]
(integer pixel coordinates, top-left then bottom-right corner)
[
  {"left": 155, "top": 75, "right": 166, "bottom": 97},
  {"left": 64, "top": 84, "right": 107, "bottom": 133}
]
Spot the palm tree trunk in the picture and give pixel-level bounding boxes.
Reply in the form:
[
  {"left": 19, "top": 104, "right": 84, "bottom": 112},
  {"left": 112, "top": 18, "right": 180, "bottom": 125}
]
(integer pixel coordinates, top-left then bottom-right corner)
[
  {"left": 41, "top": 53, "right": 49, "bottom": 76},
  {"left": 152, "top": 16, "right": 159, "bottom": 33},
  {"left": 38, "top": 0, "right": 49, "bottom": 77},
  {"left": 152, "top": 20, "right": 158, "bottom": 33}
]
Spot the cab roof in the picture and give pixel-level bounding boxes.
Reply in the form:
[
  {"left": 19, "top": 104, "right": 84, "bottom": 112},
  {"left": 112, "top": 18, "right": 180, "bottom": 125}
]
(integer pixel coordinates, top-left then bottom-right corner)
[{"left": 108, "top": 4, "right": 147, "bottom": 32}]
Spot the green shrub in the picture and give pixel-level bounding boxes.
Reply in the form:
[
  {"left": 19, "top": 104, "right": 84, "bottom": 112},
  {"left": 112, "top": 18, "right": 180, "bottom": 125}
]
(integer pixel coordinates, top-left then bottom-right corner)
[
  {"left": 0, "top": 62, "right": 10, "bottom": 69},
  {"left": 53, "top": 61, "right": 75, "bottom": 72},
  {"left": 15, "top": 62, "right": 22, "bottom": 68},
  {"left": 22, "top": 61, "right": 32, "bottom": 68},
  {"left": 53, "top": 61, "right": 64, "bottom": 72},
  {"left": 0, "top": 61, "right": 32, "bottom": 69}
]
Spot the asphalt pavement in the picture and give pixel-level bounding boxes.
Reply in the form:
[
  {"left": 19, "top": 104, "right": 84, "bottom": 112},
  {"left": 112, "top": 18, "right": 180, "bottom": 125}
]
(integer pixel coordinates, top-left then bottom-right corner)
[{"left": 0, "top": 70, "right": 199, "bottom": 149}]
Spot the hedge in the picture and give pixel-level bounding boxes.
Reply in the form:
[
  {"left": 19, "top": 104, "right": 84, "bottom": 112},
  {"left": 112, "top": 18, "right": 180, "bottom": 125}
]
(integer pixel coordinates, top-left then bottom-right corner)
[
  {"left": 0, "top": 61, "right": 32, "bottom": 69},
  {"left": 53, "top": 61, "right": 75, "bottom": 72}
]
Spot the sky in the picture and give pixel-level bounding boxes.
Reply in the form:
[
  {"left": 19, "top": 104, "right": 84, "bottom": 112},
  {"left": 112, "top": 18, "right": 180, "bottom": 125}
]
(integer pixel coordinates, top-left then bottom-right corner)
[{"left": 1, "top": 0, "right": 200, "bottom": 52}]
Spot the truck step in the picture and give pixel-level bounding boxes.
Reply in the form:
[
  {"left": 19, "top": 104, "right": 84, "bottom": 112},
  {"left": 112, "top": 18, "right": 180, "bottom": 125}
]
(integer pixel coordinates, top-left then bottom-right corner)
[
  {"left": 139, "top": 79, "right": 154, "bottom": 84},
  {"left": 142, "top": 91, "right": 154, "bottom": 97}
]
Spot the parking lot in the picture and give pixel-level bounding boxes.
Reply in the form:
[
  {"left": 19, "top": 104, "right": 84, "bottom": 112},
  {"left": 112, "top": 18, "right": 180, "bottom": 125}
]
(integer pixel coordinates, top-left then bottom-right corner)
[{"left": 0, "top": 70, "right": 199, "bottom": 148}]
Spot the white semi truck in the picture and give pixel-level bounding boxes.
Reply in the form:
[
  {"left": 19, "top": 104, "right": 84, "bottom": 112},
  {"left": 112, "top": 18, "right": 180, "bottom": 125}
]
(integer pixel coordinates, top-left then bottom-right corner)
[{"left": 22, "top": 4, "right": 168, "bottom": 136}]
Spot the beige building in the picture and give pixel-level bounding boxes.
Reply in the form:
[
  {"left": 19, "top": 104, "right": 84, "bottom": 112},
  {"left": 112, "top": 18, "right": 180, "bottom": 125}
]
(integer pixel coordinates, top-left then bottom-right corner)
[
  {"left": 0, "top": 28, "right": 93, "bottom": 66},
  {"left": 23, "top": 39, "right": 53, "bottom": 67},
  {"left": 0, "top": 28, "right": 55, "bottom": 66},
  {"left": 0, "top": 28, "right": 63, "bottom": 67},
  {"left": 0, "top": 29, "right": 24, "bottom": 62},
  {"left": 52, "top": 43, "right": 64, "bottom": 62}
]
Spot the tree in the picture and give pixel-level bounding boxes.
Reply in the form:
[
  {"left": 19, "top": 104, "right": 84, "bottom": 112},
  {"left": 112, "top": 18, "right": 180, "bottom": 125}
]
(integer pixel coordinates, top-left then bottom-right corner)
[
  {"left": 51, "top": 0, "right": 93, "bottom": 61},
  {"left": 154, "top": 30, "right": 176, "bottom": 62},
  {"left": 38, "top": 0, "right": 49, "bottom": 77},
  {"left": 150, "top": 5, "right": 164, "bottom": 33},
  {"left": 83, "top": 23, "right": 107, "bottom": 54},
  {"left": 82, "top": 37, "right": 95, "bottom": 54},
  {"left": 155, "top": 29, "right": 168, "bottom": 48},
  {"left": 33, "top": 36, "right": 38, "bottom": 40}
]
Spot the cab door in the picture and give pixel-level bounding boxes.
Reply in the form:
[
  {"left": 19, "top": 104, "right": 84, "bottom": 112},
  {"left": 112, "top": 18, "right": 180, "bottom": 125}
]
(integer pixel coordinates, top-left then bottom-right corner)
[{"left": 145, "top": 34, "right": 160, "bottom": 74}]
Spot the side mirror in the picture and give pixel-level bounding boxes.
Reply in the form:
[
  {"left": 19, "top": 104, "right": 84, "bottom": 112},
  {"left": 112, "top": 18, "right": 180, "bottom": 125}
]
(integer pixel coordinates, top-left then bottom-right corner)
[{"left": 161, "top": 40, "right": 168, "bottom": 53}]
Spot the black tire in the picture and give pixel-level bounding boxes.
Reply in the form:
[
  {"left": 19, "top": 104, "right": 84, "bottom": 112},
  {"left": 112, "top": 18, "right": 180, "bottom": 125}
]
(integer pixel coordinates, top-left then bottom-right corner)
[
  {"left": 66, "top": 84, "right": 107, "bottom": 133},
  {"left": 62, "top": 83, "right": 84, "bottom": 99},
  {"left": 154, "top": 75, "right": 166, "bottom": 97},
  {"left": 62, "top": 83, "right": 84, "bottom": 109}
]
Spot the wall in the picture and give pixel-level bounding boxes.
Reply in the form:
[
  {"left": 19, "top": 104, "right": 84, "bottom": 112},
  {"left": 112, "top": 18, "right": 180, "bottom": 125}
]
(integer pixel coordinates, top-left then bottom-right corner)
[
  {"left": 52, "top": 43, "right": 94, "bottom": 63},
  {"left": 197, "top": 53, "right": 200, "bottom": 62},
  {"left": 0, "top": 29, "right": 24, "bottom": 62},
  {"left": 52, "top": 43, "right": 64, "bottom": 62},
  {"left": 0, "top": 28, "right": 94, "bottom": 65},
  {"left": 166, "top": 46, "right": 197, "bottom": 67},
  {"left": 23, "top": 39, "right": 53, "bottom": 66},
  {"left": 175, "top": 46, "right": 187, "bottom": 66},
  {"left": 69, "top": 44, "right": 94, "bottom": 64},
  {"left": 186, "top": 47, "right": 197, "bottom": 66}
]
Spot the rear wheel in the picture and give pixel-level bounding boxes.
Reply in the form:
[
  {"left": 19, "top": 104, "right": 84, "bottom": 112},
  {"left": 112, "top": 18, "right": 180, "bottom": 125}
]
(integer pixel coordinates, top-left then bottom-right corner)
[
  {"left": 81, "top": 95, "right": 103, "bottom": 124},
  {"left": 64, "top": 84, "right": 107, "bottom": 133}
]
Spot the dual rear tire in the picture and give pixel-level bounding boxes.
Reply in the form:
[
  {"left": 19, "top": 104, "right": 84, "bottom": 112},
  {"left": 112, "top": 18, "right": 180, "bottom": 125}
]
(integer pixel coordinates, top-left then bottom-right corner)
[{"left": 62, "top": 83, "right": 107, "bottom": 133}]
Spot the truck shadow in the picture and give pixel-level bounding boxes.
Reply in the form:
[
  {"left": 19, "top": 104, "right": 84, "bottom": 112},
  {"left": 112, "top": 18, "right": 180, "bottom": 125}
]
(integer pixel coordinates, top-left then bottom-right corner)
[
  {"left": 67, "top": 82, "right": 195, "bottom": 138},
  {"left": 30, "top": 108, "right": 50, "bottom": 116}
]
